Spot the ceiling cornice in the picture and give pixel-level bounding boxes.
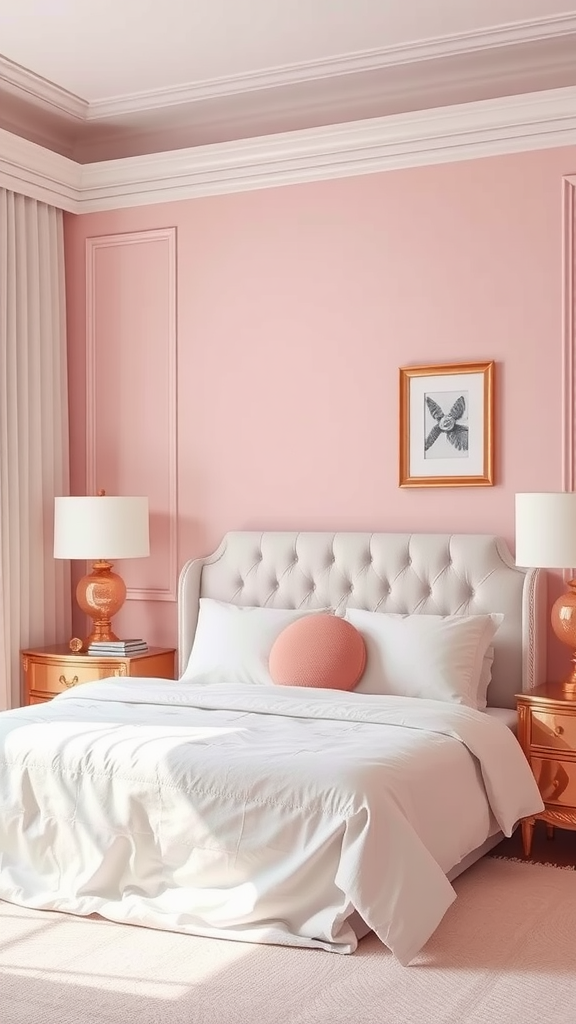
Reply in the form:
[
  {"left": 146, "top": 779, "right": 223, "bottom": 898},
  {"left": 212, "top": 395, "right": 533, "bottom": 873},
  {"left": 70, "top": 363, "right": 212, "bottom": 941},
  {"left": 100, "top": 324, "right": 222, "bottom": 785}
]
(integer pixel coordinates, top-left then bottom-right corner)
[
  {"left": 0, "top": 54, "right": 87, "bottom": 120},
  {"left": 2, "top": 85, "right": 576, "bottom": 215},
  {"left": 1, "top": 13, "right": 576, "bottom": 126},
  {"left": 89, "top": 12, "right": 576, "bottom": 118},
  {"left": 0, "top": 126, "right": 80, "bottom": 210}
]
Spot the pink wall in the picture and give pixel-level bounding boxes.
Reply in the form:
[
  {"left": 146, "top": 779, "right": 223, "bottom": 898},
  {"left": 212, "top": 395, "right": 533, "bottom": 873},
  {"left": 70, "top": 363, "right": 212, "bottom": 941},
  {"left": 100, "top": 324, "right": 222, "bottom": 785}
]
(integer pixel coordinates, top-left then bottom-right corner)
[{"left": 64, "top": 145, "right": 575, "bottom": 677}]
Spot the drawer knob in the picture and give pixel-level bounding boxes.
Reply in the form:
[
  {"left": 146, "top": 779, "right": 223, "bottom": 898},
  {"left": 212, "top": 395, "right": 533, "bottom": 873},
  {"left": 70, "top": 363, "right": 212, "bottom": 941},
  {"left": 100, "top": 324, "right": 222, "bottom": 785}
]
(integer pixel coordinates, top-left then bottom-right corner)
[
  {"left": 59, "top": 674, "right": 79, "bottom": 688},
  {"left": 555, "top": 725, "right": 564, "bottom": 736}
]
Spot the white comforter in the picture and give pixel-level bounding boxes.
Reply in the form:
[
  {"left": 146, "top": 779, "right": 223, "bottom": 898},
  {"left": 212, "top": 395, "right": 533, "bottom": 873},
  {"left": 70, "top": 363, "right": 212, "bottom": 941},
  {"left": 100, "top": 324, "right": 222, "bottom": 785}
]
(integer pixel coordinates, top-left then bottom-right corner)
[{"left": 0, "top": 679, "right": 543, "bottom": 965}]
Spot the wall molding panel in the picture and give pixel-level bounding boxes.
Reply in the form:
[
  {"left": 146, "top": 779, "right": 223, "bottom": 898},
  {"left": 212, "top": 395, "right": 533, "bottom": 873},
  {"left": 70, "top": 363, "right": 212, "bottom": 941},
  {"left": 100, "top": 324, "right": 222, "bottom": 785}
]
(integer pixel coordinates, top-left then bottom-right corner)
[
  {"left": 2, "top": 86, "right": 576, "bottom": 213},
  {"left": 85, "top": 227, "right": 178, "bottom": 601},
  {"left": 562, "top": 176, "right": 576, "bottom": 495}
]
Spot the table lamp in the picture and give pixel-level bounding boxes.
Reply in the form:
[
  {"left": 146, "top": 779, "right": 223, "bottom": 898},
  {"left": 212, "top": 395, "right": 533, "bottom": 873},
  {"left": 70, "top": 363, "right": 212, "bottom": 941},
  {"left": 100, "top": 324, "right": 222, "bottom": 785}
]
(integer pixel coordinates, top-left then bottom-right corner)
[
  {"left": 515, "top": 491, "right": 576, "bottom": 687},
  {"left": 54, "top": 493, "right": 150, "bottom": 649}
]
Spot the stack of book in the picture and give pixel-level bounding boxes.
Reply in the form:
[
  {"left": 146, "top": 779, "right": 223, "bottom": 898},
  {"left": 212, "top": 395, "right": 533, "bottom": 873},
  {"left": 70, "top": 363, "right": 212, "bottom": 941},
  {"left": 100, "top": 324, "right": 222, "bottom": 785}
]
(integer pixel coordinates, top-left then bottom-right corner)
[{"left": 87, "top": 639, "right": 148, "bottom": 657}]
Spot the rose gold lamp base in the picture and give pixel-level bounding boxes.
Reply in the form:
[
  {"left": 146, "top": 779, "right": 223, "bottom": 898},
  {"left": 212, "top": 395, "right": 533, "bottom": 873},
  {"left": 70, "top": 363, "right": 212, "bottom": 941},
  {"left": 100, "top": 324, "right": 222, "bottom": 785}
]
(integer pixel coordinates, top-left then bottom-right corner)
[
  {"left": 76, "top": 560, "right": 127, "bottom": 650},
  {"left": 551, "top": 578, "right": 576, "bottom": 693}
]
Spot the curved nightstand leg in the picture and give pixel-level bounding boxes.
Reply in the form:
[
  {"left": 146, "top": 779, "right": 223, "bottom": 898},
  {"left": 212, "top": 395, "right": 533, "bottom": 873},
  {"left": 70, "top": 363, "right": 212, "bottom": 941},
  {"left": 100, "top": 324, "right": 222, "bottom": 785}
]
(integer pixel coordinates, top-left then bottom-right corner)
[
  {"left": 521, "top": 817, "right": 535, "bottom": 858},
  {"left": 546, "top": 823, "right": 555, "bottom": 840}
]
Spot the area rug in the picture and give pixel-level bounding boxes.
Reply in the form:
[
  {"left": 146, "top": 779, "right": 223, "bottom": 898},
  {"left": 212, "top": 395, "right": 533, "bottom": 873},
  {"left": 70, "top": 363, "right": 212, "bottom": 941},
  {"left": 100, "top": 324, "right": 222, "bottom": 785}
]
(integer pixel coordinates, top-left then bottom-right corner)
[{"left": 2, "top": 857, "right": 576, "bottom": 1024}]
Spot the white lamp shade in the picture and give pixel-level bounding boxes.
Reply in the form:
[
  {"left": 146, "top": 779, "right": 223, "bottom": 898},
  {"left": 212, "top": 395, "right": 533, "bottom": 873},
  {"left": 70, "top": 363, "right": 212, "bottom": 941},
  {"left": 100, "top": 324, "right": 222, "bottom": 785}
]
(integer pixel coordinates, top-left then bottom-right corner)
[
  {"left": 54, "top": 496, "right": 150, "bottom": 560},
  {"left": 515, "top": 492, "right": 576, "bottom": 568}
]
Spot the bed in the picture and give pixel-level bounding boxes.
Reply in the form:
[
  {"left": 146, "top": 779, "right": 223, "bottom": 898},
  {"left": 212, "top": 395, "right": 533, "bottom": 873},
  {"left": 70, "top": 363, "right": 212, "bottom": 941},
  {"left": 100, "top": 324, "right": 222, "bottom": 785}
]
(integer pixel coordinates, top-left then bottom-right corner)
[{"left": 0, "top": 531, "right": 546, "bottom": 965}]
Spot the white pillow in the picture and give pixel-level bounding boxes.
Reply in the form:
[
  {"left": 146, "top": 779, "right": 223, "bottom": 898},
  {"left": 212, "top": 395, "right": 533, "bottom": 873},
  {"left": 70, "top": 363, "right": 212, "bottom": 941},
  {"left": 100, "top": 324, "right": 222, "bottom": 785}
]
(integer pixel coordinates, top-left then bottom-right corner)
[
  {"left": 477, "top": 644, "right": 495, "bottom": 710},
  {"left": 181, "top": 599, "right": 331, "bottom": 685},
  {"left": 344, "top": 609, "right": 503, "bottom": 709}
]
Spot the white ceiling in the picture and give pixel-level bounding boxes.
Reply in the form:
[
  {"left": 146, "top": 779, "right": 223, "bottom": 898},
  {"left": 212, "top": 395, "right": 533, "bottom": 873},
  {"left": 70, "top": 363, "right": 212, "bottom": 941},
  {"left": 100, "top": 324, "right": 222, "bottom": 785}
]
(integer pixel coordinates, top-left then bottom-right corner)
[{"left": 1, "top": 0, "right": 576, "bottom": 162}]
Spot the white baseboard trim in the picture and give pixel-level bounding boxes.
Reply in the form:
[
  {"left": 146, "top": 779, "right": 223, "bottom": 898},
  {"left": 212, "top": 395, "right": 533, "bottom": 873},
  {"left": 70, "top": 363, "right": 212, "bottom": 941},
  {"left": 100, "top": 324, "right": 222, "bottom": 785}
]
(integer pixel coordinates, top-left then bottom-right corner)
[{"left": 2, "top": 85, "right": 576, "bottom": 214}]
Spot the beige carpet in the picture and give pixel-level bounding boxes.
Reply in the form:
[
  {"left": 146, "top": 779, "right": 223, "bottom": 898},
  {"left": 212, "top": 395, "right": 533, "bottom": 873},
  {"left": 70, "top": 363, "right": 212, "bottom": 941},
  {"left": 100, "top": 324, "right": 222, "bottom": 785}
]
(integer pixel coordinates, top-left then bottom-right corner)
[{"left": 2, "top": 857, "right": 576, "bottom": 1024}]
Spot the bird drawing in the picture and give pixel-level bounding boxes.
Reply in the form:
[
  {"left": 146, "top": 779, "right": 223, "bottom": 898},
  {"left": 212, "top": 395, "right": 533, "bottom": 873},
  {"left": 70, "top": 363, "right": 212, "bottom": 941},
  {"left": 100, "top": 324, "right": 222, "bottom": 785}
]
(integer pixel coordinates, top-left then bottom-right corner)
[{"left": 424, "top": 395, "right": 468, "bottom": 452}]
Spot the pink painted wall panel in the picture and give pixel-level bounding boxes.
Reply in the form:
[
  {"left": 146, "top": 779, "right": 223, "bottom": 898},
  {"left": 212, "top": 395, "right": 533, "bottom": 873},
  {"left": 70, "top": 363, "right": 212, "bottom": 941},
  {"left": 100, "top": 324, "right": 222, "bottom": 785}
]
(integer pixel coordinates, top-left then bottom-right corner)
[
  {"left": 85, "top": 230, "right": 177, "bottom": 604},
  {"left": 65, "top": 145, "right": 576, "bottom": 677}
]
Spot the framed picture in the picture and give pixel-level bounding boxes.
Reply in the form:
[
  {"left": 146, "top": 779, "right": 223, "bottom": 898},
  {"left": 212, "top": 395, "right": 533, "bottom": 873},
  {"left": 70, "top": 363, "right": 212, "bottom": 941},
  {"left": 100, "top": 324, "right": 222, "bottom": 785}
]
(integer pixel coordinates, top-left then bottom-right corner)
[{"left": 399, "top": 360, "right": 494, "bottom": 487}]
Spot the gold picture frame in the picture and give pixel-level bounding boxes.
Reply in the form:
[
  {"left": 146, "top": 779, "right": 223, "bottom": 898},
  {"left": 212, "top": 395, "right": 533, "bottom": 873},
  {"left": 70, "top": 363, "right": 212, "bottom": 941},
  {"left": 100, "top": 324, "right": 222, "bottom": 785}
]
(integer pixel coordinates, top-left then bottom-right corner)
[{"left": 399, "top": 361, "right": 494, "bottom": 488}]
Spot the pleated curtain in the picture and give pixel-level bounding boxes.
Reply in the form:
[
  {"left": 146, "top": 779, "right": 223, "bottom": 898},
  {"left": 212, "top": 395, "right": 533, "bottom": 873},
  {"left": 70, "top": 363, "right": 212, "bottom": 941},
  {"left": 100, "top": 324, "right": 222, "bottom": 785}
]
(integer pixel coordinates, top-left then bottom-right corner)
[{"left": 0, "top": 188, "right": 71, "bottom": 710}]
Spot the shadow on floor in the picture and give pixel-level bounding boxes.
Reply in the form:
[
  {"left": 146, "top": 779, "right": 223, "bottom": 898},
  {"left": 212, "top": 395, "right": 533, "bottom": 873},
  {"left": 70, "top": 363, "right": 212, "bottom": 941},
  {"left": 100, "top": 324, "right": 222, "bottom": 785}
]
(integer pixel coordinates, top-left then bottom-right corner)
[{"left": 489, "top": 821, "right": 576, "bottom": 868}]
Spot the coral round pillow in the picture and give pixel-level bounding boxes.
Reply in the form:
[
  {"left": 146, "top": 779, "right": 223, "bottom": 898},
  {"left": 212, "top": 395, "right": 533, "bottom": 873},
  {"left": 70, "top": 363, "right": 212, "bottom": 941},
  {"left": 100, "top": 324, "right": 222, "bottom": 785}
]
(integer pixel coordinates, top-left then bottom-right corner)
[{"left": 269, "top": 613, "right": 366, "bottom": 690}]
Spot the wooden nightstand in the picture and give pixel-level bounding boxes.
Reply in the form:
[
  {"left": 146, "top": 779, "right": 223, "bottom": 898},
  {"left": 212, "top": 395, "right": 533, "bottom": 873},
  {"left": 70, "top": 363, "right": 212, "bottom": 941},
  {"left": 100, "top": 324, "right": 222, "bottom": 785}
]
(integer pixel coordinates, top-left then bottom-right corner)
[
  {"left": 21, "top": 644, "right": 177, "bottom": 705},
  {"left": 516, "top": 683, "right": 576, "bottom": 857}
]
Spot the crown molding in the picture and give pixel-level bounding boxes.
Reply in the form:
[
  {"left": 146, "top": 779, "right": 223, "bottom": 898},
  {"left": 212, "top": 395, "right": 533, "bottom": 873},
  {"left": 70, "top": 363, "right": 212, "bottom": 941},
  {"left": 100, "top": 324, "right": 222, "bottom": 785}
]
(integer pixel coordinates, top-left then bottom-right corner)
[
  {"left": 2, "top": 85, "right": 576, "bottom": 214},
  {"left": 77, "top": 86, "right": 576, "bottom": 212},
  {"left": 0, "top": 127, "right": 80, "bottom": 210},
  {"left": 0, "top": 55, "right": 87, "bottom": 120},
  {"left": 0, "top": 13, "right": 573, "bottom": 124},
  {"left": 2, "top": 13, "right": 575, "bottom": 163},
  {"left": 89, "top": 13, "right": 576, "bottom": 118}
]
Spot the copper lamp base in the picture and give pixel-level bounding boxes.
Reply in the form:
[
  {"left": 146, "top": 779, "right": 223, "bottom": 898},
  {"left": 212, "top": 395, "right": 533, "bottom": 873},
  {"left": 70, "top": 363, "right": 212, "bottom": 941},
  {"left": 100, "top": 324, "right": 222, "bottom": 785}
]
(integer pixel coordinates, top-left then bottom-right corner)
[
  {"left": 76, "top": 560, "right": 127, "bottom": 649},
  {"left": 551, "top": 578, "right": 576, "bottom": 692}
]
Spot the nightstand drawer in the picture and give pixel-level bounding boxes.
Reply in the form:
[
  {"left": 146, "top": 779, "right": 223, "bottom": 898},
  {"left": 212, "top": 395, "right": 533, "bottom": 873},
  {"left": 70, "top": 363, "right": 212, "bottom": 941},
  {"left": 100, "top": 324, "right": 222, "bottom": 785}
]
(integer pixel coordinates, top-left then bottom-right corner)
[
  {"left": 532, "top": 756, "right": 576, "bottom": 806},
  {"left": 26, "top": 659, "right": 124, "bottom": 697},
  {"left": 530, "top": 710, "right": 576, "bottom": 751},
  {"left": 516, "top": 683, "right": 576, "bottom": 859}
]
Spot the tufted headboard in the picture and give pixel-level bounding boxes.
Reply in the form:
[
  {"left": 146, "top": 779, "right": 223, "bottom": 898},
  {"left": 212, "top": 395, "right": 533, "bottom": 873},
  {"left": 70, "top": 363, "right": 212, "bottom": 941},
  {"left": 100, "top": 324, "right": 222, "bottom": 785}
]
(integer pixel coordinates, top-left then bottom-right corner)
[{"left": 178, "top": 532, "right": 547, "bottom": 709}]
